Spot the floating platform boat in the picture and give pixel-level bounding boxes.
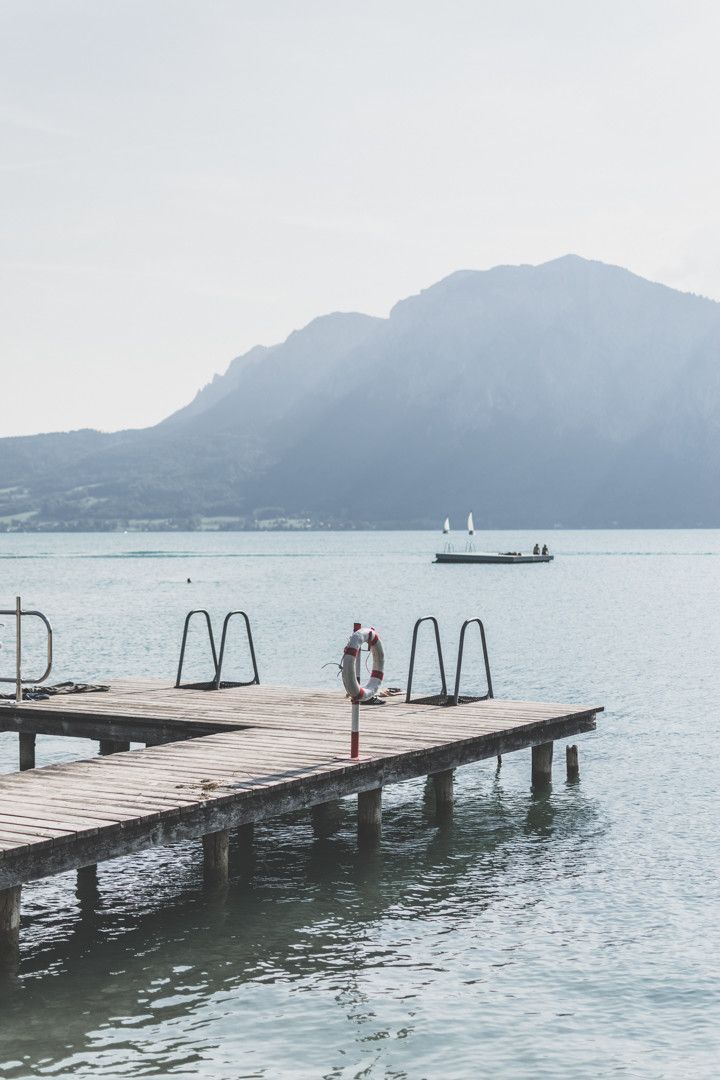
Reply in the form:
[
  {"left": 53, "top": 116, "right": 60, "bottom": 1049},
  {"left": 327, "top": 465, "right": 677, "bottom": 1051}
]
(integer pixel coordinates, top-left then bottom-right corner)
[
  {"left": 434, "top": 514, "right": 553, "bottom": 564},
  {"left": 434, "top": 551, "right": 554, "bottom": 564}
]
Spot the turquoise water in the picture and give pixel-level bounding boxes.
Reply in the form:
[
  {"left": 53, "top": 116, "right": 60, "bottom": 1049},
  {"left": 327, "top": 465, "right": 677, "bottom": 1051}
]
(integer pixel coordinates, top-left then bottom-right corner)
[{"left": 0, "top": 530, "right": 718, "bottom": 1078}]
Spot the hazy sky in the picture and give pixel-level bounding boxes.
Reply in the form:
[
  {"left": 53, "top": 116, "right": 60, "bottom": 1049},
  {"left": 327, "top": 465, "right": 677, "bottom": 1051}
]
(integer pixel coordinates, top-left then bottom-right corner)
[{"left": 2, "top": 0, "right": 719, "bottom": 436}]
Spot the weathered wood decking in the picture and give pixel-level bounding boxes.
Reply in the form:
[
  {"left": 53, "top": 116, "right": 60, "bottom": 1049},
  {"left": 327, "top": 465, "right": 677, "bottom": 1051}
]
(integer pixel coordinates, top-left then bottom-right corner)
[
  {"left": 0, "top": 681, "right": 602, "bottom": 962},
  {"left": 0, "top": 681, "right": 601, "bottom": 883}
]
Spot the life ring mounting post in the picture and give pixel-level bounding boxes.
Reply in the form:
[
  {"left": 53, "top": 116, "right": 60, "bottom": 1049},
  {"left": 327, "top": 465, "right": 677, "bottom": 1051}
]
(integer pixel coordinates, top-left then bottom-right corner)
[{"left": 341, "top": 622, "right": 385, "bottom": 759}]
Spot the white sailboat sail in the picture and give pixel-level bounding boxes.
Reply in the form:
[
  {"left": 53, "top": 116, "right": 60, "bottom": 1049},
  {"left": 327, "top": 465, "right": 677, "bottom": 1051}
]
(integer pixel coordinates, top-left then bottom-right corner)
[
  {"left": 443, "top": 517, "right": 450, "bottom": 534},
  {"left": 467, "top": 512, "right": 474, "bottom": 535}
]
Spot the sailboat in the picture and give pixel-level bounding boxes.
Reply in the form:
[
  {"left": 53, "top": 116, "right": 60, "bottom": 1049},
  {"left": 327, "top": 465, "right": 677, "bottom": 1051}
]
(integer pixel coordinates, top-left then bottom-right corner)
[{"left": 434, "top": 513, "right": 554, "bottom": 564}]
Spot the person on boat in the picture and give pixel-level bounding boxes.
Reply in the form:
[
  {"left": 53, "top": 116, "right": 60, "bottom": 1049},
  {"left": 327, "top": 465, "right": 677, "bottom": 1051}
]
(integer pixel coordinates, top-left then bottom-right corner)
[
  {"left": 533, "top": 543, "right": 540, "bottom": 555},
  {"left": 541, "top": 544, "right": 549, "bottom": 556}
]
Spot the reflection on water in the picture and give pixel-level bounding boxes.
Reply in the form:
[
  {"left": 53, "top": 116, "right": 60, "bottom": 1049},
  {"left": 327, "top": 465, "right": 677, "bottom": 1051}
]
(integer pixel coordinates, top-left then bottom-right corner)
[{"left": 0, "top": 774, "right": 601, "bottom": 1078}]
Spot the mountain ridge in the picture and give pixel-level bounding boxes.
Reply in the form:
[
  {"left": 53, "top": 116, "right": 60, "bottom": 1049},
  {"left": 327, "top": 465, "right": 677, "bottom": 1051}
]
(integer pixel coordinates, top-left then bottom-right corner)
[{"left": 2, "top": 255, "right": 720, "bottom": 530}]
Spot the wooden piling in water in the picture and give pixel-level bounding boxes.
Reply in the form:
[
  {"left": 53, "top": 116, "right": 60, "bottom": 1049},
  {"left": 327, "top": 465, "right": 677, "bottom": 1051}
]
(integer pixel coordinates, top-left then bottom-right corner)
[
  {"left": 203, "top": 830, "right": 229, "bottom": 887},
  {"left": 431, "top": 769, "right": 454, "bottom": 809},
  {"left": 19, "top": 733, "right": 36, "bottom": 771},
  {"left": 235, "top": 823, "right": 254, "bottom": 845},
  {"left": 76, "top": 864, "right": 99, "bottom": 900},
  {"left": 357, "top": 788, "right": 382, "bottom": 844},
  {"left": 531, "top": 742, "right": 553, "bottom": 788},
  {"left": 566, "top": 744, "right": 580, "bottom": 782},
  {"left": 311, "top": 800, "right": 341, "bottom": 837},
  {"left": 0, "top": 886, "right": 21, "bottom": 970}
]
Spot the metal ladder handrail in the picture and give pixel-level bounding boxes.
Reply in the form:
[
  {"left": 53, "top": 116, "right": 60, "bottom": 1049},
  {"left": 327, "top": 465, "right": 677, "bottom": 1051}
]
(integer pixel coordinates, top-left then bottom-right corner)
[
  {"left": 452, "top": 617, "right": 493, "bottom": 705},
  {"left": 0, "top": 597, "right": 53, "bottom": 703},
  {"left": 214, "top": 610, "right": 260, "bottom": 689},
  {"left": 175, "top": 609, "right": 219, "bottom": 689},
  {"left": 406, "top": 616, "right": 447, "bottom": 703}
]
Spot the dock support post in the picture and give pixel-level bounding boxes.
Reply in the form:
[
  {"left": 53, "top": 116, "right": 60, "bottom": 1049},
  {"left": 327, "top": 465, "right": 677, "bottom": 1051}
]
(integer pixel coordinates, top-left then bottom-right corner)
[
  {"left": 99, "top": 740, "right": 130, "bottom": 755},
  {"left": 532, "top": 742, "right": 553, "bottom": 788},
  {"left": 203, "top": 830, "right": 229, "bottom": 887},
  {"left": 235, "top": 823, "right": 254, "bottom": 848},
  {"left": 431, "top": 769, "right": 454, "bottom": 819},
  {"left": 76, "top": 864, "right": 99, "bottom": 903},
  {"left": 311, "top": 800, "right": 341, "bottom": 838},
  {"left": 19, "top": 733, "right": 36, "bottom": 771},
  {"left": 0, "top": 886, "right": 21, "bottom": 970},
  {"left": 566, "top": 744, "right": 580, "bottom": 782},
  {"left": 357, "top": 788, "right": 382, "bottom": 845}
]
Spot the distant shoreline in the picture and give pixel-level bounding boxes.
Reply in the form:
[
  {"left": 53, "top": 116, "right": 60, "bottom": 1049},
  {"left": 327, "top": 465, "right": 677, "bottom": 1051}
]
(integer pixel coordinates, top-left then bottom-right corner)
[{"left": 0, "top": 523, "right": 717, "bottom": 534}]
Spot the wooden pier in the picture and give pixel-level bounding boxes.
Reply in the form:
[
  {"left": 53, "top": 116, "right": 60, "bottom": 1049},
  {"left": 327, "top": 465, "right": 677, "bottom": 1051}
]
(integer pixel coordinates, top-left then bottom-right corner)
[{"left": 0, "top": 681, "right": 602, "bottom": 965}]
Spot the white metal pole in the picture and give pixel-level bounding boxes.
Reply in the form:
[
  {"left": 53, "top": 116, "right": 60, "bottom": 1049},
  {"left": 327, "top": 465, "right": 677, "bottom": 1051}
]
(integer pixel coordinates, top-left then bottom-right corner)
[
  {"left": 351, "top": 621, "right": 361, "bottom": 758},
  {"left": 15, "top": 595, "right": 21, "bottom": 705}
]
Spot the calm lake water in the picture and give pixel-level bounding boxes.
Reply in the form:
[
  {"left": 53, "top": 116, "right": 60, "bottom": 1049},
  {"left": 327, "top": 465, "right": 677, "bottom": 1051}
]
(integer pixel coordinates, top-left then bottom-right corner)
[{"left": 0, "top": 530, "right": 718, "bottom": 1079}]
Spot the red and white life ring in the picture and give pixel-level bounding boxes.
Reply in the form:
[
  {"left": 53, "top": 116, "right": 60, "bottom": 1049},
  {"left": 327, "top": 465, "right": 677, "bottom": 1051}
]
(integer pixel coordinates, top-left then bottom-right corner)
[{"left": 342, "top": 626, "right": 384, "bottom": 702}]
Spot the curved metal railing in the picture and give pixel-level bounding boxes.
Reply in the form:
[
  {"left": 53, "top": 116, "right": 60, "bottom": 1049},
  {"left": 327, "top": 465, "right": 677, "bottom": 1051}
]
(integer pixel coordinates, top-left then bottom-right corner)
[
  {"left": 452, "top": 617, "right": 493, "bottom": 704},
  {"left": 214, "top": 610, "right": 260, "bottom": 688},
  {"left": 176, "top": 608, "right": 260, "bottom": 690},
  {"left": 175, "top": 609, "right": 219, "bottom": 689},
  {"left": 406, "top": 616, "right": 448, "bottom": 704},
  {"left": 0, "top": 597, "right": 53, "bottom": 703},
  {"left": 405, "top": 615, "right": 493, "bottom": 706}
]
